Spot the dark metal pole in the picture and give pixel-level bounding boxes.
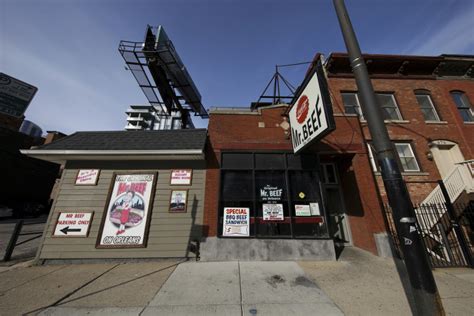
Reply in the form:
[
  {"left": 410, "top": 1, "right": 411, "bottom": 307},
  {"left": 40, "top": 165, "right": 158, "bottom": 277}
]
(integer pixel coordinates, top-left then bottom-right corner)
[
  {"left": 3, "top": 220, "right": 23, "bottom": 262},
  {"left": 332, "top": 1, "right": 445, "bottom": 314}
]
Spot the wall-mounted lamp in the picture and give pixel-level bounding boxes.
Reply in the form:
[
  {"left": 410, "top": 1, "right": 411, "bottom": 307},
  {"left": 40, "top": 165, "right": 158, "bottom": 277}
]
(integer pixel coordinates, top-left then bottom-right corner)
[{"left": 426, "top": 151, "right": 433, "bottom": 161}]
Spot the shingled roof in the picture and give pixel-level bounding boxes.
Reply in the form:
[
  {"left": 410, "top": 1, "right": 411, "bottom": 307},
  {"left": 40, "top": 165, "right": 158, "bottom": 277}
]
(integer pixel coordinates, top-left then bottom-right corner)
[{"left": 36, "top": 129, "right": 208, "bottom": 151}]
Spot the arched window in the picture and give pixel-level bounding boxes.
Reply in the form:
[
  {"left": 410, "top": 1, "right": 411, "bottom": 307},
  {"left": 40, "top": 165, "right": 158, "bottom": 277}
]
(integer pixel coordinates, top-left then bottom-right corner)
[
  {"left": 451, "top": 91, "right": 474, "bottom": 122},
  {"left": 414, "top": 89, "right": 440, "bottom": 121}
]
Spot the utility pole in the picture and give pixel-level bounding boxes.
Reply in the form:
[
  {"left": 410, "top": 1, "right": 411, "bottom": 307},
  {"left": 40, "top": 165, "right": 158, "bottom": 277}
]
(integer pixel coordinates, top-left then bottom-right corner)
[{"left": 332, "top": 1, "right": 444, "bottom": 315}]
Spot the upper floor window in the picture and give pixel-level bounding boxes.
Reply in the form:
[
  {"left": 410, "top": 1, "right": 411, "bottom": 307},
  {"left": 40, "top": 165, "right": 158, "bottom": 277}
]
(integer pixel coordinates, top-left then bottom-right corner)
[
  {"left": 415, "top": 91, "right": 440, "bottom": 121},
  {"left": 451, "top": 91, "right": 474, "bottom": 122},
  {"left": 342, "top": 92, "right": 363, "bottom": 119},
  {"left": 394, "top": 143, "right": 420, "bottom": 172},
  {"left": 367, "top": 142, "right": 420, "bottom": 172},
  {"left": 376, "top": 93, "right": 403, "bottom": 120}
]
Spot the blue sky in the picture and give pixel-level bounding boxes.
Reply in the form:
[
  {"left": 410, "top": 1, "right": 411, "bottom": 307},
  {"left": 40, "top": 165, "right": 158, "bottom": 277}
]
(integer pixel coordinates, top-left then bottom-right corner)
[{"left": 1, "top": 0, "right": 473, "bottom": 134}]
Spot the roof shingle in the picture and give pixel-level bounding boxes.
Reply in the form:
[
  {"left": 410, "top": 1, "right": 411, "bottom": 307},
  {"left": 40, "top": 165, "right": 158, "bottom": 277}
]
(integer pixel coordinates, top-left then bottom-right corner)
[{"left": 36, "top": 129, "right": 207, "bottom": 151}]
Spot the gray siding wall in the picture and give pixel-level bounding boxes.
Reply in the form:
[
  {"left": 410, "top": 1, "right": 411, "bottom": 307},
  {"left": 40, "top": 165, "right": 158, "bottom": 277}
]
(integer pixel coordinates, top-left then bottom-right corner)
[{"left": 39, "top": 163, "right": 205, "bottom": 260}]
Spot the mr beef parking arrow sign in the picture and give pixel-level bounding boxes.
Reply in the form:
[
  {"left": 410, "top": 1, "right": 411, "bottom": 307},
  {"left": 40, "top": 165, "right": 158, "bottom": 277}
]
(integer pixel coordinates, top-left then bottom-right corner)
[
  {"left": 289, "top": 58, "right": 335, "bottom": 153},
  {"left": 53, "top": 212, "right": 93, "bottom": 237}
]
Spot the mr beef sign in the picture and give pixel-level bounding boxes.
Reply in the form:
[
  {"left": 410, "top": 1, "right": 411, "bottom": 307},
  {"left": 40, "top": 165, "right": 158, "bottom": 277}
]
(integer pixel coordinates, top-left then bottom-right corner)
[{"left": 289, "top": 59, "right": 335, "bottom": 153}]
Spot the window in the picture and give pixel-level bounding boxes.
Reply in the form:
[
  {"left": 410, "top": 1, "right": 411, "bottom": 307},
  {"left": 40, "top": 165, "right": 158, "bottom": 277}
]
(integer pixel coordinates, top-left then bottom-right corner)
[
  {"left": 343, "top": 92, "right": 403, "bottom": 121},
  {"left": 451, "top": 91, "right": 474, "bottom": 122},
  {"left": 342, "top": 92, "right": 363, "bottom": 118},
  {"left": 376, "top": 93, "right": 403, "bottom": 120},
  {"left": 367, "top": 142, "right": 420, "bottom": 172},
  {"left": 395, "top": 143, "right": 420, "bottom": 172},
  {"left": 415, "top": 92, "right": 440, "bottom": 121},
  {"left": 219, "top": 153, "right": 329, "bottom": 239}
]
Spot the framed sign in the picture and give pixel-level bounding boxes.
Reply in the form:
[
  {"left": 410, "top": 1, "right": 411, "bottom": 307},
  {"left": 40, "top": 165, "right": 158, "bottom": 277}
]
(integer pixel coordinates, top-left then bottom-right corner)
[
  {"left": 263, "top": 203, "right": 284, "bottom": 221},
  {"left": 75, "top": 169, "right": 100, "bottom": 185},
  {"left": 223, "top": 207, "right": 249, "bottom": 237},
  {"left": 53, "top": 212, "right": 93, "bottom": 237},
  {"left": 289, "top": 56, "right": 335, "bottom": 153},
  {"left": 0, "top": 72, "right": 38, "bottom": 117},
  {"left": 169, "top": 190, "right": 188, "bottom": 213},
  {"left": 170, "top": 169, "right": 192, "bottom": 185},
  {"left": 96, "top": 173, "right": 156, "bottom": 248},
  {"left": 295, "top": 204, "right": 311, "bottom": 216}
]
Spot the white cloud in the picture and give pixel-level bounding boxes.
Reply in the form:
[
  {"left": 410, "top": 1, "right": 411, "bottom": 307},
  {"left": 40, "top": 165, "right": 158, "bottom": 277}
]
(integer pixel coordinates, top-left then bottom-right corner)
[{"left": 403, "top": 6, "right": 474, "bottom": 55}]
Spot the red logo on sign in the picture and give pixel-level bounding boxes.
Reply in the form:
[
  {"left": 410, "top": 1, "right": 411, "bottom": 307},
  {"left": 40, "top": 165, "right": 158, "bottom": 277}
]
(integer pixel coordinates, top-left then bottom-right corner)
[{"left": 296, "top": 95, "right": 309, "bottom": 124}]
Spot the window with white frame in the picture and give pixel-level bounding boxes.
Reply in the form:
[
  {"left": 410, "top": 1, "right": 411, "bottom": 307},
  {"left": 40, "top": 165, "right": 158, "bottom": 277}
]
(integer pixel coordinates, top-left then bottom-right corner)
[
  {"left": 395, "top": 143, "right": 420, "bottom": 172},
  {"left": 367, "top": 142, "right": 420, "bottom": 172},
  {"left": 376, "top": 93, "right": 403, "bottom": 120},
  {"left": 342, "top": 92, "right": 364, "bottom": 118},
  {"left": 451, "top": 91, "right": 474, "bottom": 122},
  {"left": 415, "top": 92, "right": 440, "bottom": 121}
]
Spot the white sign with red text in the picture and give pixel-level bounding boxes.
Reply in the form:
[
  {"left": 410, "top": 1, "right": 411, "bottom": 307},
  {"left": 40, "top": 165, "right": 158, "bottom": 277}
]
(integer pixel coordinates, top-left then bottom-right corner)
[
  {"left": 75, "top": 169, "right": 100, "bottom": 185},
  {"left": 263, "top": 203, "right": 284, "bottom": 221},
  {"left": 223, "top": 207, "right": 249, "bottom": 237},
  {"left": 289, "top": 60, "right": 334, "bottom": 154},
  {"left": 53, "top": 212, "right": 93, "bottom": 237},
  {"left": 170, "top": 169, "right": 192, "bottom": 185}
]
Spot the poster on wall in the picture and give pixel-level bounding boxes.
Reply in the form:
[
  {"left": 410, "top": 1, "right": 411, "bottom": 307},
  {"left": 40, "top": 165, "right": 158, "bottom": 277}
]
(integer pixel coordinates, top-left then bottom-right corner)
[
  {"left": 310, "top": 203, "right": 320, "bottom": 216},
  {"left": 169, "top": 190, "right": 188, "bottom": 213},
  {"left": 75, "top": 169, "right": 100, "bottom": 185},
  {"left": 295, "top": 204, "right": 311, "bottom": 216},
  {"left": 223, "top": 207, "right": 249, "bottom": 237},
  {"left": 259, "top": 185, "right": 283, "bottom": 202},
  {"left": 170, "top": 169, "right": 192, "bottom": 185},
  {"left": 97, "top": 173, "right": 156, "bottom": 248},
  {"left": 263, "top": 203, "right": 284, "bottom": 221}
]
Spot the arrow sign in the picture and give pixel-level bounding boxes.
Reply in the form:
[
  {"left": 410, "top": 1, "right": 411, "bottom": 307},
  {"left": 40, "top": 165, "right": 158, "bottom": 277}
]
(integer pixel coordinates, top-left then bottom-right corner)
[
  {"left": 60, "top": 226, "right": 82, "bottom": 235},
  {"left": 53, "top": 212, "right": 93, "bottom": 237}
]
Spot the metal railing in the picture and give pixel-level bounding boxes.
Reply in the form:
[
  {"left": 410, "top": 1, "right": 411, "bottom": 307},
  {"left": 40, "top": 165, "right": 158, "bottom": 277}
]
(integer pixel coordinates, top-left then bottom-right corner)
[
  {"left": 385, "top": 202, "right": 474, "bottom": 268},
  {"left": 2, "top": 219, "right": 45, "bottom": 262},
  {"left": 421, "top": 164, "right": 473, "bottom": 206}
]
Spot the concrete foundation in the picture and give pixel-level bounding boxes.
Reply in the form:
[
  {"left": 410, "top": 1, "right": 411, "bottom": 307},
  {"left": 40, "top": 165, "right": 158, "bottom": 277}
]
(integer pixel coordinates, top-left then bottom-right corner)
[
  {"left": 374, "top": 232, "right": 395, "bottom": 258},
  {"left": 200, "top": 237, "right": 336, "bottom": 261}
]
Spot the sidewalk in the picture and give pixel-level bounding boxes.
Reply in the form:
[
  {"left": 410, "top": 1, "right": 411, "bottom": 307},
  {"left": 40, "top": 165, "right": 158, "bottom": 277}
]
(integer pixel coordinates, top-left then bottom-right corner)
[{"left": 0, "top": 247, "right": 472, "bottom": 315}]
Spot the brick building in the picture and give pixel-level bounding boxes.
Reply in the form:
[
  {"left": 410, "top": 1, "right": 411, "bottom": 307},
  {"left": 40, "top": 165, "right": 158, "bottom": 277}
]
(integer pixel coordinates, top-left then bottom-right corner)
[
  {"left": 202, "top": 53, "right": 474, "bottom": 258},
  {"left": 22, "top": 53, "right": 473, "bottom": 262}
]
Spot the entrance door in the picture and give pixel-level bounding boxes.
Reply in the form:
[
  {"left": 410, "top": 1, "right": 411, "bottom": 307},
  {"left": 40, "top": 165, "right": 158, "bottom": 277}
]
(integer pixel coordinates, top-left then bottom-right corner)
[
  {"left": 321, "top": 163, "right": 352, "bottom": 244},
  {"left": 430, "top": 140, "right": 465, "bottom": 179}
]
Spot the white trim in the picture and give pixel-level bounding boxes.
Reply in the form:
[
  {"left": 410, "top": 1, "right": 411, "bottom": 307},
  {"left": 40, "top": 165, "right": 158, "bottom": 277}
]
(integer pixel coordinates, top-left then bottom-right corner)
[{"left": 20, "top": 149, "right": 205, "bottom": 164}]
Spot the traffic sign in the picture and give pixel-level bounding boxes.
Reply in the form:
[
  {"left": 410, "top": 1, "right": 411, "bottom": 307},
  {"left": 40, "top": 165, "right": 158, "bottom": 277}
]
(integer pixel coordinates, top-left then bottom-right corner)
[{"left": 53, "top": 212, "right": 93, "bottom": 237}]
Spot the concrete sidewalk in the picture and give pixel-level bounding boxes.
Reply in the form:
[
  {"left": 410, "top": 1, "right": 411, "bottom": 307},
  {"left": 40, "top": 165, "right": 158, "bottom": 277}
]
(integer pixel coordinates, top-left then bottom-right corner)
[{"left": 0, "top": 247, "right": 473, "bottom": 315}]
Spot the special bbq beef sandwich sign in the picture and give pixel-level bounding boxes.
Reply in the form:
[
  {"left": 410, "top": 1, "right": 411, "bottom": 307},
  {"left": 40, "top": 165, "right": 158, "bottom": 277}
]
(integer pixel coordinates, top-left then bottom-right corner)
[{"left": 289, "top": 57, "right": 335, "bottom": 153}]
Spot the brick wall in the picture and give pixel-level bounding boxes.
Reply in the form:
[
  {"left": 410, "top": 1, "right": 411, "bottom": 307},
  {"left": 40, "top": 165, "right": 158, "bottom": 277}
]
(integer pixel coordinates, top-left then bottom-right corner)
[
  {"left": 328, "top": 76, "right": 474, "bottom": 204},
  {"left": 205, "top": 105, "right": 387, "bottom": 254},
  {"left": 204, "top": 74, "right": 473, "bottom": 255}
]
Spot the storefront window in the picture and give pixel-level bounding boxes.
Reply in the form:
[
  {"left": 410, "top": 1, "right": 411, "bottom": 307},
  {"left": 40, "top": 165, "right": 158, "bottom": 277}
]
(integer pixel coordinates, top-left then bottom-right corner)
[{"left": 219, "top": 152, "right": 329, "bottom": 239}]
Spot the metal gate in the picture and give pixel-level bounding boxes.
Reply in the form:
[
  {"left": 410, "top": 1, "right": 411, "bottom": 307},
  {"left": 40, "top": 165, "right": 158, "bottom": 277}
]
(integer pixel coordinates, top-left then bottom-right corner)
[{"left": 384, "top": 202, "right": 474, "bottom": 269}]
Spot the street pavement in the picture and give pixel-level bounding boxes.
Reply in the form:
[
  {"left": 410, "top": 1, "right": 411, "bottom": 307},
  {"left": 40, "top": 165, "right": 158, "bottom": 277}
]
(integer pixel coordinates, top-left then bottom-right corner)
[{"left": 0, "top": 247, "right": 472, "bottom": 315}]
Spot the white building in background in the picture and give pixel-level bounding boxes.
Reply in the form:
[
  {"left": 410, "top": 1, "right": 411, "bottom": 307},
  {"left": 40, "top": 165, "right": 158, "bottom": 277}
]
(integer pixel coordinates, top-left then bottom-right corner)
[{"left": 125, "top": 105, "right": 194, "bottom": 130}]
